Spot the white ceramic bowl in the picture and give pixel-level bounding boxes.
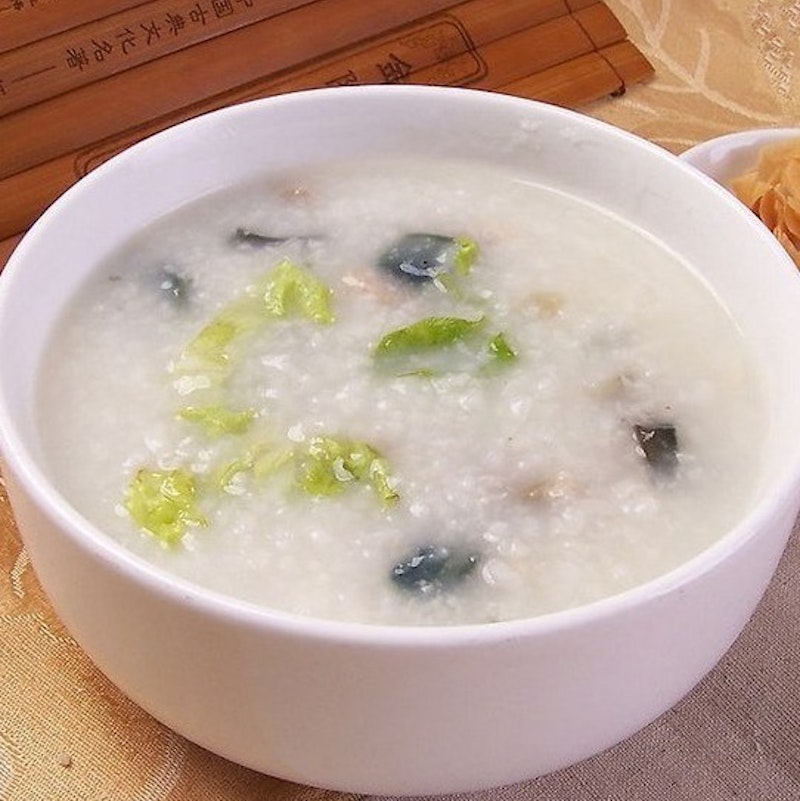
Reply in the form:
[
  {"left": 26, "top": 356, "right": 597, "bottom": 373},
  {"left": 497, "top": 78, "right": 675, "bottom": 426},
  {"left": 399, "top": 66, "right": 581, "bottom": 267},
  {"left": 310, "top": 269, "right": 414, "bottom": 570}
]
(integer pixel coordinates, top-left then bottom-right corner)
[
  {"left": 681, "top": 127, "right": 800, "bottom": 185},
  {"left": 3, "top": 88, "right": 800, "bottom": 796}
]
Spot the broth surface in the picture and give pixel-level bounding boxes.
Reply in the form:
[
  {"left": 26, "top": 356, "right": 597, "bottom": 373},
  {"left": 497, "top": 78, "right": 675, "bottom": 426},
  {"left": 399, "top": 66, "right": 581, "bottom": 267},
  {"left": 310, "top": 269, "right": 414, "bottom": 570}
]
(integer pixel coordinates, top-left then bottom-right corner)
[{"left": 38, "top": 158, "right": 763, "bottom": 625}]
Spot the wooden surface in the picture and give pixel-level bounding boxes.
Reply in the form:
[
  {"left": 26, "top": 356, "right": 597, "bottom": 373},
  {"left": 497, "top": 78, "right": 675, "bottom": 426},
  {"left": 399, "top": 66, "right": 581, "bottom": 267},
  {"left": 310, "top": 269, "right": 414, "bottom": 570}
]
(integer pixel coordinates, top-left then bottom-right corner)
[
  {"left": 0, "top": 0, "right": 151, "bottom": 53},
  {"left": 0, "top": 0, "right": 652, "bottom": 247},
  {"left": 0, "top": 0, "right": 320, "bottom": 114}
]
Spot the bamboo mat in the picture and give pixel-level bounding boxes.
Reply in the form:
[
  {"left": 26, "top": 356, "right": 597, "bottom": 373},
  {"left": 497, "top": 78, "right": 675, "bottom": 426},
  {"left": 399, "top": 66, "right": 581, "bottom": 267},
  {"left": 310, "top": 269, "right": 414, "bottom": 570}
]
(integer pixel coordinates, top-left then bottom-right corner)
[{"left": 0, "top": 0, "right": 653, "bottom": 258}]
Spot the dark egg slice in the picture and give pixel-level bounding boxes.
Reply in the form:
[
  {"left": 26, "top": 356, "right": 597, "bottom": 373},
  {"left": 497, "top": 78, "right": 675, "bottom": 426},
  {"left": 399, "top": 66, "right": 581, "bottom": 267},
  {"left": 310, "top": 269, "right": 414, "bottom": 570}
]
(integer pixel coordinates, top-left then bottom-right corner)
[
  {"left": 230, "top": 227, "right": 320, "bottom": 249},
  {"left": 391, "top": 544, "right": 480, "bottom": 596},
  {"left": 633, "top": 423, "right": 679, "bottom": 476},
  {"left": 155, "top": 267, "right": 191, "bottom": 307},
  {"left": 378, "top": 233, "right": 458, "bottom": 283}
]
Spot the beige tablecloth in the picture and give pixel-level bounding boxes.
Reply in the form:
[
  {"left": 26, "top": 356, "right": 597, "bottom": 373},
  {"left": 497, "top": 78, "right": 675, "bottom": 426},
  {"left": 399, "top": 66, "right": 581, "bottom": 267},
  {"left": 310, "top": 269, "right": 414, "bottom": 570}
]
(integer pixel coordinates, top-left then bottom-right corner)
[{"left": 2, "top": 1, "right": 800, "bottom": 798}]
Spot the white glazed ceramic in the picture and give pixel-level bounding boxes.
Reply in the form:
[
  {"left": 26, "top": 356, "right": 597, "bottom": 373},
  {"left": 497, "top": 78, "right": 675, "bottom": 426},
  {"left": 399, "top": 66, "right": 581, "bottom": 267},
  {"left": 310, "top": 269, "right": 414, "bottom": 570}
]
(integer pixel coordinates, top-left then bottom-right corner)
[
  {"left": 681, "top": 127, "right": 800, "bottom": 185},
  {"left": 3, "top": 88, "right": 800, "bottom": 796}
]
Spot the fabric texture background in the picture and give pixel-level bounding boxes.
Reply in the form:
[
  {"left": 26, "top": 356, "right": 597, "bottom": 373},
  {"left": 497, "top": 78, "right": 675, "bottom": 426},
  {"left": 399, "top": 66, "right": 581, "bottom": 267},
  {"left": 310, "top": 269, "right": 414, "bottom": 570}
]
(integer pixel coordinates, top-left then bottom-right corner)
[{"left": 2, "top": 0, "right": 800, "bottom": 798}]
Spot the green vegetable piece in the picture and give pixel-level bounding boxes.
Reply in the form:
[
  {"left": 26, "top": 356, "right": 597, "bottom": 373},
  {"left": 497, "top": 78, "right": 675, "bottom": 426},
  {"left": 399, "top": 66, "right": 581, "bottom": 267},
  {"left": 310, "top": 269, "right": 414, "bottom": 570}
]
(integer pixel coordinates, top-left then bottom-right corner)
[
  {"left": 185, "top": 318, "right": 238, "bottom": 366},
  {"left": 218, "top": 444, "right": 294, "bottom": 491},
  {"left": 374, "top": 316, "right": 485, "bottom": 358},
  {"left": 296, "top": 437, "right": 348, "bottom": 497},
  {"left": 217, "top": 453, "right": 256, "bottom": 491},
  {"left": 262, "top": 259, "right": 334, "bottom": 324},
  {"left": 453, "top": 237, "right": 479, "bottom": 275},
  {"left": 252, "top": 446, "right": 294, "bottom": 479},
  {"left": 487, "top": 332, "right": 518, "bottom": 364},
  {"left": 179, "top": 295, "right": 263, "bottom": 371},
  {"left": 174, "top": 262, "right": 333, "bottom": 390},
  {"left": 295, "top": 436, "right": 398, "bottom": 504},
  {"left": 124, "top": 468, "right": 206, "bottom": 545},
  {"left": 367, "top": 457, "right": 400, "bottom": 505},
  {"left": 177, "top": 405, "right": 255, "bottom": 436}
]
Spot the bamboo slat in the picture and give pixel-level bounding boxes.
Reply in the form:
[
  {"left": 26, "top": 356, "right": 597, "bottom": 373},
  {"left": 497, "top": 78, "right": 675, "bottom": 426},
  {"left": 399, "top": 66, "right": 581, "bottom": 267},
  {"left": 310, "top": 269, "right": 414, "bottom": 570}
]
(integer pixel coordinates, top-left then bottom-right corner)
[
  {"left": 0, "top": 0, "right": 654, "bottom": 241},
  {"left": 0, "top": 0, "right": 322, "bottom": 114},
  {"left": 0, "top": 0, "right": 466, "bottom": 180},
  {"left": 404, "top": 6, "right": 623, "bottom": 92},
  {"left": 0, "top": 0, "right": 590, "bottom": 238},
  {"left": 0, "top": 0, "right": 150, "bottom": 53},
  {"left": 501, "top": 40, "right": 655, "bottom": 108}
]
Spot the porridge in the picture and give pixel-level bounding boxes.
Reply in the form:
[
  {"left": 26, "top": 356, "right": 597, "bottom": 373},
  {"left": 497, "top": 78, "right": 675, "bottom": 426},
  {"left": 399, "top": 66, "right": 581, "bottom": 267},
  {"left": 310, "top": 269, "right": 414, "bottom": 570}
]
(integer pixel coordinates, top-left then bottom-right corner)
[{"left": 37, "top": 157, "right": 763, "bottom": 625}]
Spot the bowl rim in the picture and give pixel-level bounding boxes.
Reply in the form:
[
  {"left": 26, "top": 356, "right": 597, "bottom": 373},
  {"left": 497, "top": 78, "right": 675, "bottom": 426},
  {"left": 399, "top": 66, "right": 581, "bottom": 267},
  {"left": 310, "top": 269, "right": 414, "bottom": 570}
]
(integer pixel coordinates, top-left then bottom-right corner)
[
  {"left": 3, "top": 85, "right": 800, "bottom": 646},
  {"left": 680, "top": 127, "right": 800, "bottom": 171}
]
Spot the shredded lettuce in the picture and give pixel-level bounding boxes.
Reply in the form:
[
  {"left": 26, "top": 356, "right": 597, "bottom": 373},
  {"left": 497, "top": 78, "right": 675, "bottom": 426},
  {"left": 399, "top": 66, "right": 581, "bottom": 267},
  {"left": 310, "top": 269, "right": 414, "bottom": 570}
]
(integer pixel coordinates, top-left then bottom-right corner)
[
  {"left": 366, "top": 456, "right": 399, "bottom": 505},
  {"left": 374, "top": 316, "right": 521, "bottom": 376},
  {"left": 295, "top": 436, "right": 398, "bottom": 504},
  {"left": 217, "top": 436, "right": 396, "bottom": 503},
  {"left": 178, "top": 404, "right": 255, "bottom": 436},
  {"left": 182, "top": 317, "right": 239, "bottom": 368},
  {"left": 374, "top": 316, "right": 485, "bottom": 358},
  {"left": 173, "top": 260, "right": 334, "bottom": 391},
  {"left": 124, "top": 468, "right": 206, "bottom": 545},
  {"left": 217, "top": 453, "right": 256, "bottom": 492},
  {"left": 217, "top": 443, "right": 294, "bottom": 492},
  {"left": 262, "top": 259, "right": 334, "bottom": 324},
  {"left": 373, "top": 315, "right": 491, "bottom": 376},
  {"left": 182, "top": 296, "right": 263, "bottom": 367},
  {"left": 252, "top": 446, "right": 295, "bottom": 479},
  {"left": 453, "top": 237, "right": 479, "bottom": 275},
  {"left": 487, "top": 332, "right": 518, "bottom": 364}
]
